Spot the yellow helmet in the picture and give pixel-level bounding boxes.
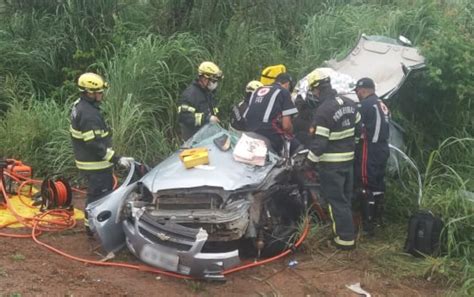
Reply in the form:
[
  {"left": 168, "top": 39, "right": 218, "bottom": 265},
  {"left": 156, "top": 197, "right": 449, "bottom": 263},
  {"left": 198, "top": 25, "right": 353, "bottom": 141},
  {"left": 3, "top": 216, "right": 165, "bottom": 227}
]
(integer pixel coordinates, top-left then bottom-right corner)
[
  {"left": 245, "top": 80, "right": 263, "bottom": 93},
  {"left": 78, "top": 72, "right": 109, "bottom": 92},
  {"left": 307, "top": 69, "right": 330, "bottom": 89},
  {"left": 198, "top": 61, "right": 223, "bottom": 80}
]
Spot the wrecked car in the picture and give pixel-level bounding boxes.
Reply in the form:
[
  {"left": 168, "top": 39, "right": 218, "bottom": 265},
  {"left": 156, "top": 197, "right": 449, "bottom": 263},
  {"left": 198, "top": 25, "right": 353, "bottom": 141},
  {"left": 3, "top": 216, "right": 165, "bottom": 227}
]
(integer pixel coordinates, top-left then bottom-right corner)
[{"left": 87, "top": 124, "right": 308, "bottom": 279}]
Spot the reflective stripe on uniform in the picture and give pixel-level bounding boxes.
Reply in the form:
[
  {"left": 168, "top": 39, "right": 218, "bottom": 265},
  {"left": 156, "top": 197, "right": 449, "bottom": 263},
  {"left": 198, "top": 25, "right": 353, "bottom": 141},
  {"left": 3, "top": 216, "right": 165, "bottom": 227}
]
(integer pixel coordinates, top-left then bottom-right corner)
[
  {"left": 263, "top": 89, "right": 281, "bottom": 123},
  {"left": 195, "top": 113, "right": 203, "bottom": 126},
  {"left": 177, "top": 105, "right": 196, "bottom": 113},
  {"left": 94, "top": 130, "right": 109, "bottom": 137},
  {"left": 372, "top": 105, "right": 381, "bottom": 143},
  {"left": 282, "top": 107, "right": 298, "bottom": 116},
  {"left": 334, "top": 236, "right": 355, "bottom": 246},
  {"left": 315, "top": 126, "right": 330, "bottom": 138},
  {"left": 307, "top": 151, "right": 320, "bottom": 162},
  {"left": 328, "top": 204, "right": 337, "bottom": 234},
  {"left": 329, "top": 127, "right": 354, "bottom": 140},
  {"left": 319, "top": 151, "right": 354, "bottom": 162},
  {"left": 103, "top": 148, "right": 115, "bottom": 161},
  {"left": 355, "top": 112, "right": 361, "bottom": 124},
  {"left": 70, "top": 126, "right": 108, "bottom": 141},
  {"left": 82, "top": 130, "right": 95, "bottom": 141},
  {"left": 70, "top": 126, "right": 84, "bottom": 139},
  {"left": 75, "top": 160, "right": 113, "bottom": 170}
]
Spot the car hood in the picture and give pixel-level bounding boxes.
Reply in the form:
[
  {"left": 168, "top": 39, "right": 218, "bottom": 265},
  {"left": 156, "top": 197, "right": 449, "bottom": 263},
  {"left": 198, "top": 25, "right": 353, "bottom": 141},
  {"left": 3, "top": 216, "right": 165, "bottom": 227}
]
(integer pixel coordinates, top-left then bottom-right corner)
[
  {"left": 141, "top": 125, "right": 280, "bottom": 193},
  {"left": 294, "top": 34, "right": 426, "bottom": 102}
]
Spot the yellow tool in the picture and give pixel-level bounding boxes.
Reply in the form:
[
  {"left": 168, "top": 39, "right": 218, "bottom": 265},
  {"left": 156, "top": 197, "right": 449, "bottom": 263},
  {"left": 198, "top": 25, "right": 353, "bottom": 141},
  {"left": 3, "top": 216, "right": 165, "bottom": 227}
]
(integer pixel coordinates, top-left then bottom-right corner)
[{"left": 179, "top": 147, "right": 209, "bottom": 169}]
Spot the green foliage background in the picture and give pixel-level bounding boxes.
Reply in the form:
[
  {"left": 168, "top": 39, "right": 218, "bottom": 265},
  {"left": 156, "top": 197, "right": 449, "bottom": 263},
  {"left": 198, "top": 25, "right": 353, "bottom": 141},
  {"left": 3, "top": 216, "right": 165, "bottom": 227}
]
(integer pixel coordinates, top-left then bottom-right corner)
[{"left": 0, "top": 0, "right": 472, "bottom": 294}]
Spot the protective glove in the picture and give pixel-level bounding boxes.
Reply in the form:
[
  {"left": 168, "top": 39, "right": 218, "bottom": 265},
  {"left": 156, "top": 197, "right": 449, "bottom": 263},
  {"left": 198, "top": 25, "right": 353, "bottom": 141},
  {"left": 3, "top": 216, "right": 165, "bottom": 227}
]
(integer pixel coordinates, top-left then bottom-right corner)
[
  {"left": 118, "top": 157, "right": 134, "bottom": 168},
  {"left": 306, "top": 151, "right": 320, "bottom": 164},
  {"left": 209, "top": 115, "right": 220, "bottom": 124}
]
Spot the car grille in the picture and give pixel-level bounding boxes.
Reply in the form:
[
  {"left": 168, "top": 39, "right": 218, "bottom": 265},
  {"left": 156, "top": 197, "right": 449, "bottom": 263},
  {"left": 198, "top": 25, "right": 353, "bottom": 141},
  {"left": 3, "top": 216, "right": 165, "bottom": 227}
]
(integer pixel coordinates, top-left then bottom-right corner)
[
  {"left": 156, "top": 193, "right": 223, "bottom": 210},
  {"left": 136, "top": 212, "right": 202, "bottom": 252}
]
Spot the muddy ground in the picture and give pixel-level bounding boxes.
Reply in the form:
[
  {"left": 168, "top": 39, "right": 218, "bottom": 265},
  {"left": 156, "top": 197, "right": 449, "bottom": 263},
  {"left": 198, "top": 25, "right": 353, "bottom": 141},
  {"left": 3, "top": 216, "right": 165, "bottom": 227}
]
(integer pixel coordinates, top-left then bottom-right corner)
[{"left": 0, "top": 195, "right": 448, "bottom": 297}]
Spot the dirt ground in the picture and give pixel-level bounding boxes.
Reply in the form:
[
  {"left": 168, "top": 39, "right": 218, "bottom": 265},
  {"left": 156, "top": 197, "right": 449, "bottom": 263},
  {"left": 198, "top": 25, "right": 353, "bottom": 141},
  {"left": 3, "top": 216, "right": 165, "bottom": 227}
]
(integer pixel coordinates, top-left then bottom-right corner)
[{"left": 0, "top": 195, "right": 448, "bottom": 297}]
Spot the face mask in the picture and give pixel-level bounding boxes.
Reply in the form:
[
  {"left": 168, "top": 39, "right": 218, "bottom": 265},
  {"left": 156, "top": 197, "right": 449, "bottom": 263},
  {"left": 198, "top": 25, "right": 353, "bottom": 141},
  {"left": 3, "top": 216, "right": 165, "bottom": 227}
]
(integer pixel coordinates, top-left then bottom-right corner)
[
  {"left": 207, "top": 81, "right": 218, "bottom": 91},
  {"left": 306, "top": 92, "right": 320, "bottom": 109}
]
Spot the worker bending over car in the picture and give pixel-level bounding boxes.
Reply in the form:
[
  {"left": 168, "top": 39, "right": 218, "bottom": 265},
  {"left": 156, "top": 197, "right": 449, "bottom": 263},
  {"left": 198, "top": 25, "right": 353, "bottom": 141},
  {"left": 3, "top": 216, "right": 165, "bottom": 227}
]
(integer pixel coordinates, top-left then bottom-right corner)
[{"left": 243, "top": 73, "right": 299, "bottom": 155}]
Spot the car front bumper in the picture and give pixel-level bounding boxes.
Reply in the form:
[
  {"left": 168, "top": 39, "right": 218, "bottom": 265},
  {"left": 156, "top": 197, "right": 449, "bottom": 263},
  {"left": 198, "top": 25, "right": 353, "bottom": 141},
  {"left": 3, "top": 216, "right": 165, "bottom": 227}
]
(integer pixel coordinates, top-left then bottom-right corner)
[{"left": 123, "top": 208, "right": 240, "bottom": 279}]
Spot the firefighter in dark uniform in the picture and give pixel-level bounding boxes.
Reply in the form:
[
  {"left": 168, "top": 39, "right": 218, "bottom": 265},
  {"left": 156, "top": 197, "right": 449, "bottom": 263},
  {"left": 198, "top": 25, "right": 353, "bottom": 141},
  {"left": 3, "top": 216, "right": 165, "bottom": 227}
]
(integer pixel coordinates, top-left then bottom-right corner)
[
  {"left": 293, "top": 70, "right": 324, "bottom": 147},
  {"left": 354, "top": 77, "right": 390, "bottom": 236},
  {"left": 177, "top": 61, "right": 223, "bottom": 141},
  {"left": 306, "top": 69, "right": 361, "bottom": 250},
  {"left": 70, "top": 72, "right": 134, "bottom": 235},
  {"left": 243, "top": 73, "right": 299, "bottom": 154},
  {"left": 230, "top": 80, "right": 264, "bottom": 132}
]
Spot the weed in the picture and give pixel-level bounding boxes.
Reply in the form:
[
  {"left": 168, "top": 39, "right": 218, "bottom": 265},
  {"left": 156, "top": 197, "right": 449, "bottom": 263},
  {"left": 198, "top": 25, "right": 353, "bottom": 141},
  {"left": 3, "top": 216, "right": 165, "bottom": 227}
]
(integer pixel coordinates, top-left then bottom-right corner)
[
  {"left": 10, "top": 253, "right": 25, "bottom": 261},
  {"left": 186, "top": 280, "right": 206, "bottom": 294}
]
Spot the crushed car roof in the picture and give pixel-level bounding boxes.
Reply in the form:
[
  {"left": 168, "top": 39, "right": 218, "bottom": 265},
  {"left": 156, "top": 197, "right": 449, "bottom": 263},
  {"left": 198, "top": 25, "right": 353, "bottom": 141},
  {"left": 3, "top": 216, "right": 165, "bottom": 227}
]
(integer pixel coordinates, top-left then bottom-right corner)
[{"left": 141, "top": 125, "right": 281, "bottom": 192}]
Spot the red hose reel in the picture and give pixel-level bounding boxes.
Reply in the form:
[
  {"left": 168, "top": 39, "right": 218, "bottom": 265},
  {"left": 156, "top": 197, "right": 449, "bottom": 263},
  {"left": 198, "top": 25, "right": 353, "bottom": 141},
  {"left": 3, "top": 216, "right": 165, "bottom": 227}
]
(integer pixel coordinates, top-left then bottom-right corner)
[{"left": 37, "top": 177, "right": 73, "bottom": 211}]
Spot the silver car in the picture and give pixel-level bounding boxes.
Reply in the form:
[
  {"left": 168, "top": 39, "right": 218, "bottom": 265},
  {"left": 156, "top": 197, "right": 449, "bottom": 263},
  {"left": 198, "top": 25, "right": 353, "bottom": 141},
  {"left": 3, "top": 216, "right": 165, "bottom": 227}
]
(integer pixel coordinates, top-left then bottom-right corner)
[{"left": 87, "top": 124, "right": 307, "bottom": 279}]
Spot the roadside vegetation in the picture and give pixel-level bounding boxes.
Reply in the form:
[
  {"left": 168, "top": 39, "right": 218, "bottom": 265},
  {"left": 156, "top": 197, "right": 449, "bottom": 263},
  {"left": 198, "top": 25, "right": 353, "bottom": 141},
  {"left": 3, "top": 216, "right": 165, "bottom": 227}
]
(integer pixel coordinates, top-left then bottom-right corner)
[{"left": 0, "top": 0, "right": 472, "bottom": 295}]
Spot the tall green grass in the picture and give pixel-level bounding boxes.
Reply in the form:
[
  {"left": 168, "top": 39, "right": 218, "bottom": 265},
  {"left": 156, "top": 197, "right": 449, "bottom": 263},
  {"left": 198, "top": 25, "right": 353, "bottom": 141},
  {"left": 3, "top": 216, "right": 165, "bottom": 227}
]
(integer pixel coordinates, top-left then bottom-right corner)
[
  {"left": 0, "top": 96, "right": 72, "bottom": 175},
  {"left": 297, "top": 0, "right": 438, "bottom": 74}
]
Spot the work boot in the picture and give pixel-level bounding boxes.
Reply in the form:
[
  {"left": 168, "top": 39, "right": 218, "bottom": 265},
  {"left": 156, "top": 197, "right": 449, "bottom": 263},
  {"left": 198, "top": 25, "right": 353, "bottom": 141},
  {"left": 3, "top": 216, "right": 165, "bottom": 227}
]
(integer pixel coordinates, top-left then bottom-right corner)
[
  {"left": 360, "top": 189, "right": 376, "bottom": 237},
  {"left": 331, "top": 237, "right": 356, "bottom": 251},
  {"left": 373, "top": 193, "right": 385, "bottom": 227}
]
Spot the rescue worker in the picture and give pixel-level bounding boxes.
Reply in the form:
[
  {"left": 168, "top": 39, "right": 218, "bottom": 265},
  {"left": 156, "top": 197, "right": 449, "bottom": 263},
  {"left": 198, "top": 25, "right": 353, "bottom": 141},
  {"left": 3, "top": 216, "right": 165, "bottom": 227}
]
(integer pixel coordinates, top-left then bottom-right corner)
[
  {"left": 243, "top": 73, "right": 299, "bottom": 154},
  {"left": 177, "top": 61, "right": 223, "bottom": 141},
  {"left": 306, "top": 69, "right": 361, "bottom": 250},
  {"left": 293, "top": 70, "right": 324, "bottom": 146},
  {"left": 70, "top": 72, "right": 134, "bottom": 235},
  {"left": 353, "top": 77, "right": 390, "bottom": 236},
  {"left": 230, "top": 80, "right": 263, "bottom": 132}
]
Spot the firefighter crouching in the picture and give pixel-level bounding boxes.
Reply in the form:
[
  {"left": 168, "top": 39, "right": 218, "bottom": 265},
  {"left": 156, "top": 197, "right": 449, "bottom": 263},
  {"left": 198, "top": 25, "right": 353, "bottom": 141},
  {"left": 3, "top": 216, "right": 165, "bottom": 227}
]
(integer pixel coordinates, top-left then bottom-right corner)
[
  {"left": 70, "top": 72, "right": 134, "bottom": 235},
  {"left": 177, "top": 61, "right": 223, "bottom": 141},
  {"left": 353, "top": 77, "right": 390, "bottom": 236},
  {"left": 306, "top": 69, "right": 361, "bottom": 250}
]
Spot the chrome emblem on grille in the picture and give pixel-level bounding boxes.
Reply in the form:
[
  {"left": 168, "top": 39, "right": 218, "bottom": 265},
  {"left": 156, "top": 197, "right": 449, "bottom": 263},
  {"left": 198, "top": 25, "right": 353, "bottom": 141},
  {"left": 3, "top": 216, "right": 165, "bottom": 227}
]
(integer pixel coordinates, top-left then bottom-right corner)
[{"left": 156, "top": 232, "right": 170, "bottom": 241}]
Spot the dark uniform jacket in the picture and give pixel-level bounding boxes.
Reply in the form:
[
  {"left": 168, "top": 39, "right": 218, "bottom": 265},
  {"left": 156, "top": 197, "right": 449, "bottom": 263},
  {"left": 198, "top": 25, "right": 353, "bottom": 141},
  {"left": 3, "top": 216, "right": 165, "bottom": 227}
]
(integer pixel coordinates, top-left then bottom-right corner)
[
  {"left": 308, "top": 90, "right": 361, "bottom": 168},
  {"left": 357, "top": 94, "right": 390, "bottom": 145},
  {"left": 70, "top": 95, "right": 116, "bottom": 171},
  {"left": 355, "top": 94, "right": 390, "bottom": 190},
  {"left": 243, "top": 84, "right": 298, "bottom": 152},
  {"left": 230, "top": 100, "right": 248, "bottom": 131},
  {"left": 178, "top": 80, "right": 219, "bottom": 140},
  {"left": 230, "top": 92, "right": 254, "bottom": 131}
]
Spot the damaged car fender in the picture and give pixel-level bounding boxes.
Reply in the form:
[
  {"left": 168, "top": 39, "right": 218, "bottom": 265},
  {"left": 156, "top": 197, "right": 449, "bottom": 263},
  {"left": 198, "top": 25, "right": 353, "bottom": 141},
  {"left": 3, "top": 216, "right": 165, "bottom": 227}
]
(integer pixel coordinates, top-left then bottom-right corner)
[{"left": 86, "top": 162, "right": 144, "bottom": 253}]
